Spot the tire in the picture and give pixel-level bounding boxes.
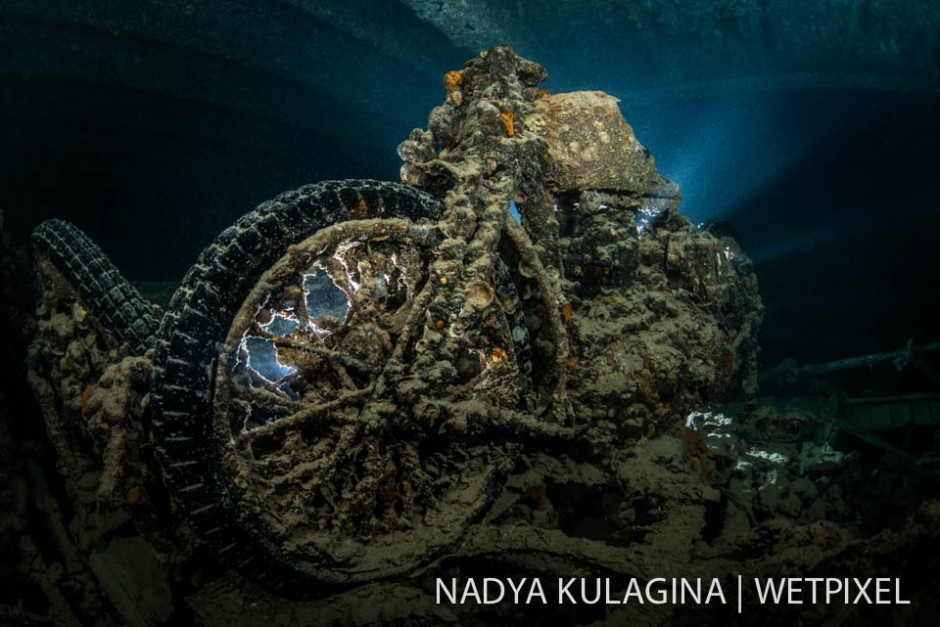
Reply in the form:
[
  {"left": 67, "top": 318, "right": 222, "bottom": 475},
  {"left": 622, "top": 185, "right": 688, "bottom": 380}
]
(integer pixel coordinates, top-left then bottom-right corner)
[
  {"left": 150, "top": 180, "right": 519, "bottom": 594},
  {"left": 31, "top": 219, "right": 161, "bottom": 355}
]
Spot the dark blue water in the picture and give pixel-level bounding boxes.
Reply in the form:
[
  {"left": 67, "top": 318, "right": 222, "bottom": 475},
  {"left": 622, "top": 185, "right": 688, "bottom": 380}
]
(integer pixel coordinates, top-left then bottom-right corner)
[
  {"left": 624, "top": 91, "right": 940, "bottom": 367},
  {"left": 2, "top": 2, "right": 939, "bottom": 372}
]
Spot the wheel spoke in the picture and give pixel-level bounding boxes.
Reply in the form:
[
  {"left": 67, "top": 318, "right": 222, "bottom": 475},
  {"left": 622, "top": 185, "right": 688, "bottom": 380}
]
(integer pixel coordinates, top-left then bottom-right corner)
[
  {"left": 271, "top": 336, "right": 381, "bottom": 375},
  {"left": 202, "top": 195, "right": 531, "bottom": 580},
  {"left": 235, "top": 388, "right": 370, "bottom": 444}
]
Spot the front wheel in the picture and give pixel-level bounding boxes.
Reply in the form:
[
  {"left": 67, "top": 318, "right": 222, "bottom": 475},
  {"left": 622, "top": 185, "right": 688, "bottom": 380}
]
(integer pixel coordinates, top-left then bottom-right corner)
[{"left": 150, "top": 180, "right": 525, "bottom": 593}]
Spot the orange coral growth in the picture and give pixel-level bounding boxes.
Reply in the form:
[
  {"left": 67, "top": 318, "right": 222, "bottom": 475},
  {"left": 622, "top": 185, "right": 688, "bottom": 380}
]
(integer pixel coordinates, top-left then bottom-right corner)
[
  {"left": 443, "top": 70, "right": 463, "bottom": 91},
  {"left": 676, "top": 429, "right": 715, "bottom": 484},
  {"left": 636, "top": 376, "right": 659, "bottom": 402},
  {"left": 80, "top": 385, "right": 94, "bottom": 417},
  {"left": 491, "top": 347, "right": 509, "bottom": 363},
  {"left": 345, "top": 197, "right": 369, "bottom": 220},
  {"left": 499, "top": 111, "right": 515, "bottom": 137},
  {"left": 125, "top": 486, "right": 142, "bottom": 506},
  {"left": 442, "top": 135, "right": 454, "bottom": 154}
]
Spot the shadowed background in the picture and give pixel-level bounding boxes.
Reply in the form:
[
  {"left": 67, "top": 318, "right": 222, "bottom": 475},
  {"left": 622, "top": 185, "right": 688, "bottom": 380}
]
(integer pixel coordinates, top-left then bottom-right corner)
[{"left": 2, "top": 0, "right": 939, "bottom": 367}]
